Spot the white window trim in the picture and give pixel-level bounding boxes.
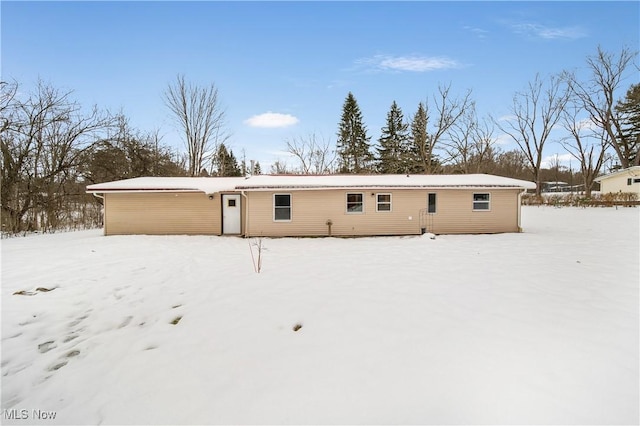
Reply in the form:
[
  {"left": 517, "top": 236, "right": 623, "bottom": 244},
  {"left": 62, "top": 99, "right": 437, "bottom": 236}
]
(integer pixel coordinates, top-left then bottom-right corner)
[
  {"left": 273, "top": 193, "right": 292, "bottom": 222},
  {"left": 346, "top": 192, "right": 365, "bottom": 214},
  {"left": 376, "top": 193, "right": 392, "bottom": 212},
  {"left": 427, "top": 193, "right": 437, "bottom": 214},
  {"left": 473, "top": 193, "right": 491, "bottom": 211}
]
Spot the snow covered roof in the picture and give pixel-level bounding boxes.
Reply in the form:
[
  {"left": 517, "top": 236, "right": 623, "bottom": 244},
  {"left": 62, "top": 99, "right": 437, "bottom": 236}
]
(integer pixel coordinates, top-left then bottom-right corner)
[
  {"left": 594, "top": 166, "right": 640, "bottom": 182},
  {"left": 86, "top": 174, "right": 536, "bottom": 194}
]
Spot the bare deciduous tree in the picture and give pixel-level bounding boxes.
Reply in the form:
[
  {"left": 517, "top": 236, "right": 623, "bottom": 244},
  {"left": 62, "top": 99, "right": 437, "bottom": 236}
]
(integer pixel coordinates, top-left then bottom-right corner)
[
  {"left": 164, "top": 74, "right": 227, "bottom": 176},
  {"left": 270, "top": 159, "right": 292, "bottom": 175},
  {"left": 285, "top": 133, "right": 335, "bottom": 174},
  {"left": 421, "top": 84, "right": 473, "bottom": 174},
  {"left": 560, "top": 101, "right": 608, "bottom": 197},
  {"left": 1, "top": 80, "right": 115, "bottom": 233},
  {"left": 564, "top": 46, "right": 638, "bottom": 168},
  {"left": 495, "top": 73, "right": 569, "bottom": 195},
  {"left": 444, "top": 108, "right": 499, "bottom": 174}
]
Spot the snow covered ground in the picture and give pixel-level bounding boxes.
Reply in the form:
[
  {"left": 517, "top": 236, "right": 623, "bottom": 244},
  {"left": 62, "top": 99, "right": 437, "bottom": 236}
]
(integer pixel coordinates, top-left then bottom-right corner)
[{"left": 1, "top": 206, "right": 638, "bottom": 425}]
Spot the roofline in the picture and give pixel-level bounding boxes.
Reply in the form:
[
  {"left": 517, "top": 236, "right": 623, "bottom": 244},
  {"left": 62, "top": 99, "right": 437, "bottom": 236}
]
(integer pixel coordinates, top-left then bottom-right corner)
[
  {"left": 595, "top": 166, "right": 640, "bottom": 182},
  {"left": 86, "top": 188, "right": 202, "bottom": 193},
  {"left": 236, "top": 184, "right": 530, "bottom": 191},
  {"left": 87, "top": 184, "right": 532, "bottom": 194}
]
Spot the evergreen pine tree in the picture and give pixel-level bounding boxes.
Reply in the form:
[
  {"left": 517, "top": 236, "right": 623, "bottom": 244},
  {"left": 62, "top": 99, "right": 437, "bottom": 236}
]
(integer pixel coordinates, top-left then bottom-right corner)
[
  {"left": 253, "top": 161, "right": 262, "bottom": 175},
  {"left": 376, "top": 101, "right": 410, "bottom": 174},
  {"left": 336, "top": 92, "right": 373, "bottom": 173},
  {"left": 409, "top": 102, "right": 438, "bottom": 173},
  {"left": 614, "top": 83, "right": 640, "bottom": 166},
  {"left": 214, "top": 143, "right": 241, "bottom": 176},
  {"left": 226, "top": 149, "right": 242, "bottom": 176}
]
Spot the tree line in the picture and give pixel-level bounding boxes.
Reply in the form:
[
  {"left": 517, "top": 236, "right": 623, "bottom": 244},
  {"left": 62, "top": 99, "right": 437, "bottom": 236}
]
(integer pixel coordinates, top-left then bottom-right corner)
[
  {"left": 0, "top": 76, "right": 258, "bottom": 234},
  {"left": 283, "top": 46, "right": 638, "bottom": 199},
  {"left": 1, "top": 45, "right": 637, "bottom": 234}
]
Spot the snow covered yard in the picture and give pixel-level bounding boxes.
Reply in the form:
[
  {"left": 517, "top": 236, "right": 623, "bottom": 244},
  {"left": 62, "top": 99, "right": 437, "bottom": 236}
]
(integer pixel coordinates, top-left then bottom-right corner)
[{"left": 1, "top": 206, "right": 638, "bottom": 425}]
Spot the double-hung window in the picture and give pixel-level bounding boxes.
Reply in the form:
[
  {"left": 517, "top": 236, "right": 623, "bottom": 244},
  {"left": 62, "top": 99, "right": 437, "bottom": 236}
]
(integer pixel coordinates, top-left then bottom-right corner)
[
  {"left": 376, "top": 193, "right": 392, "bottom": 212},
  {"left": 346, "top": 193, "right": 364, "bottom": 213},
  {"left": 274, "top": 194, "right": 291, "bottom": 221},
  {"left": 473, "top": 193, "right": 490, "bottom": 211}
]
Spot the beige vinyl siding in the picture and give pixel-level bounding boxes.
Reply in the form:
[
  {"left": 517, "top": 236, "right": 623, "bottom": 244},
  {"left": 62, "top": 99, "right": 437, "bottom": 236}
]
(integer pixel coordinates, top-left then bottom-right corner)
[
  {"left": 245, "top": 188, "right": 521, "bottom": 237},
  {"left": 429, "top": 189, "right": 520, "bottom": 234},
  {"left": 599, "top": 175, "right": 640, "bottom": 196},
  {"left": 104, "top": 192, "right": 220, "bottom": 235}
]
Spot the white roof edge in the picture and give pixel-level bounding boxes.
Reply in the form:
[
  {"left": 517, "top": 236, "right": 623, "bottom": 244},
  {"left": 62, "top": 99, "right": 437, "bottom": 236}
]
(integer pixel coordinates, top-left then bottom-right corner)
[
  {"left": 237, "top": 185, "right": 532, "bottom": 191},
  {"left": 86, "top": 175, "right": 536, "bottom": 194},
  {"left": 594, "top": 166, "right": 640, "bottom": 182}
]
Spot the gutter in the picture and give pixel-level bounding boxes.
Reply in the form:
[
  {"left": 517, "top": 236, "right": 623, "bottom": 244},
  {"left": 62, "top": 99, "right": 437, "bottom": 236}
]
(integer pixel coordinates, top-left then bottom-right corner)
[{"left": 240, "top": 190, "right": 249, "bottom": 238}]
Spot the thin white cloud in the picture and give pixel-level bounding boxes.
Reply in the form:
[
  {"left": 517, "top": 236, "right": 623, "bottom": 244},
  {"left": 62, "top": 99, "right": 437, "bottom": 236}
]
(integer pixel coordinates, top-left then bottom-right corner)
[
  {"left": 356, "top": 54, "right": 461, "bottom": 72},
  {"left": 510, "top": 22, "right": 587, "bottom": 40},
  {"left": 497, "top": 114, "right": 517, "bottom": 122},
  {"left": 541, "top": 153, "right": 574, "bottom": 168},
  {"left": 244, "top": 112, "right": 299, "bottom": 128},
  {"left": 575, "top": 118, "right": 599, "bottom": 131},
  {"left": 494, "top": 133, "right": 514, "bottom": 146},
  {"left": 463, "top": 26, "right": 489, "bottom": 39}
]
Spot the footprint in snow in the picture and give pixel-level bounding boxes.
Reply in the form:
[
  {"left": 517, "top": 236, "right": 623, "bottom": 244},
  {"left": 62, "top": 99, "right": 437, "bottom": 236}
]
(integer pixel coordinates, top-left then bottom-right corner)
[
  {"left": 48, "top": 360, "right": 68, "bottom": 372},
  {"left": 38, "top": 341, "right": 57, "bottom": 353},
  {"left": 118, "top": 316, "right": 133, "bottom": 329}
]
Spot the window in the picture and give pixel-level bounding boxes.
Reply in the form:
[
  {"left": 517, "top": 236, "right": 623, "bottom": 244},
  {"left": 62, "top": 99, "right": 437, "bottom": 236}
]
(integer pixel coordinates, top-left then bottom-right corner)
[
  {"left": 634, "top": 178, "right": 640, "bottom": 184},
  {"left": 346, "top": 193, "right": 364, "bottom": 213},
  {"left": 628, "top": 178, "right": 632, "bottom": 185},
  {"left": 376, "top": 193, "right": 392, "bottom": 212},
  {"left": 427, "top": 193, "right": 437, "bottom": 214},
  {"left": 274, "top": 194, "right": 291, "bottom": 221},
  {"left": 228, "top": 199, "right": 236, "bottom": 207},
  {"left": 473, "top": 193, "right": 490, "bottom": 211}
]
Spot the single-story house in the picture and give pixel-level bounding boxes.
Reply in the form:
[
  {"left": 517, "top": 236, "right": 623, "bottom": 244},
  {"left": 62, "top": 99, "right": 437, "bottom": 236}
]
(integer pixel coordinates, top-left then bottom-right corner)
[
  {"left": 594, "top": 166, "right": 640, "bottom": 196},
  {"left": 86, "top": 174, "right": 536, "bottom": 237}
]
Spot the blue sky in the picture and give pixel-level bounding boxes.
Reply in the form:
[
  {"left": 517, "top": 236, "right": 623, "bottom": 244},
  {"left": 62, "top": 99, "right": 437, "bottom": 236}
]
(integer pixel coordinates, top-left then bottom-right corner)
[{"left": 3, "top": 1, "right": 639, "bottom": 171}]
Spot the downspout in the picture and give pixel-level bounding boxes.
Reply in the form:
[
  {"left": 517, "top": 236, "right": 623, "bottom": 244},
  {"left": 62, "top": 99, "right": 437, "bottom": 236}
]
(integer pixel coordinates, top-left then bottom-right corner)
[
  {"left": 517, "top": 189, "right": 526, "bottom": 232},
  {"left": 240, "top": 191, "right": 249, "bottom": 238}
]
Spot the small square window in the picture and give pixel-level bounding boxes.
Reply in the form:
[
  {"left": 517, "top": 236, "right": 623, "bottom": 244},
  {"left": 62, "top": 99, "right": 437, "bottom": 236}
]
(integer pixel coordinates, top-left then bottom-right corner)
[
  {"left": 346, "top": 193, "right": 364, "bottom": 213},
  {"left": 376, "top": 193, "right": 392, "bottom": 212},
  {"left": 473, "top": 193, "right": 490, "bottom": 211},
  {"left": 228, "top": 199, "right": 236, "bottom": 207}
]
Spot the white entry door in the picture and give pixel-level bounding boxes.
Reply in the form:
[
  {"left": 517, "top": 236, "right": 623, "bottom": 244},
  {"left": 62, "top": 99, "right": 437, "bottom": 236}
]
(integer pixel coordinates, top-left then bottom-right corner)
[{"left": 222, "top": 194, "right": 241, "bottom": 234}]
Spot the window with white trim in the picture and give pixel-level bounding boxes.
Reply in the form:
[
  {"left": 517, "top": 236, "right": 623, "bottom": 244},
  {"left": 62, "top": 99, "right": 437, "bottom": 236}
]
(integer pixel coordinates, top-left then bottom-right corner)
[
  {"left": 427, "top": 193, "right": 437, "bottom": 214},
  {"left": 274, "top": 194, "right": 291, "bottom": 221},
  {"left": 376, "top": 193, "right": 392, "bottom": 212},
  {"left": 346, "top": 193, "right": 364, "bottom": 213},
  {"left": 473, "top": 193, "right": 490, "bottom": 211}
]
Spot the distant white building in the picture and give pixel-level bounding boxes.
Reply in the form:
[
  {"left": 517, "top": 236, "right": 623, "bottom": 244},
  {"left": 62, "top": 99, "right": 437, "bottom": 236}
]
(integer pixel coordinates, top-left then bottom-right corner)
[{"left": 594, "top": 166, "right": 640, "bottom": 196}]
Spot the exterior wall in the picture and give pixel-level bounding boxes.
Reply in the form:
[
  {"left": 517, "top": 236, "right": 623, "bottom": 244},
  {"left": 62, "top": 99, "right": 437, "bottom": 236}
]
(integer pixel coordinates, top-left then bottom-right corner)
[
  {"left": 599, "top": 174, "right": 640, "bottom": 196},
  {"left": 428, "top": 189, "right": 520, "bottom": 234},
  {"left": 245, "top": 189, "right": 522, "bottom": 237},
  {"left": 104, "top": 192, "right": 221, "bottom": 235}
]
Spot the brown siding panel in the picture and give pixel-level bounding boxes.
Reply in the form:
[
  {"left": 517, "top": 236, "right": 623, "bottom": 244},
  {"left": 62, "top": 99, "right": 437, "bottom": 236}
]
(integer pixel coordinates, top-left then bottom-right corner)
[{"left": 104, "top": 192, "right": 220, "bottom": 235}]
